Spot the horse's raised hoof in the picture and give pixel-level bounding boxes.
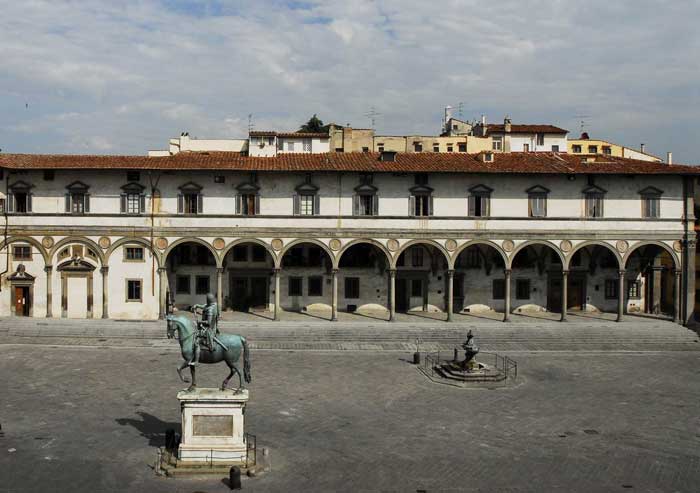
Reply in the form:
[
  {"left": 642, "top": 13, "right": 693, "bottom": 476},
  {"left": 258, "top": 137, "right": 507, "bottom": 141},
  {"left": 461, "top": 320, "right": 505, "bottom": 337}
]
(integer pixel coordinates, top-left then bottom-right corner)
[{"left": 186, "top": 384, "right": 197, "bottom": 392}]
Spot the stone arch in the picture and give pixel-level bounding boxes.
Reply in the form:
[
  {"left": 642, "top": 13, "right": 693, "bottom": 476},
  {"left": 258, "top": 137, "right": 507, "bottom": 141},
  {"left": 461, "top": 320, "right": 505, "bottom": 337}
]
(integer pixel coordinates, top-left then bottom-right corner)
[
  {"left": 50, "top": 236, "right": 105, "bottom": 265},
  {"left": 105, "top": 237, "right": 163, "bottom": 267},
  {"left": 278, "top": 239, "right": 335, "bottom": 268},
  {"left": 509, "top": 240, "right": 565, "bottom": 269},
  {"left": 565, "top": 241, "right": 622, "bottom": 270},
  {"left": 220, "top": 238, "right": 277, "bottom": 268},
  {"left": 336, "top": 239, "right": 393, "bottom": 269},
  {"left": 164, "top": 237, "right": 220, "bottom": 267},
  {"left": 451, "top": 240, "right": 508, "bottom": 270},
  {"left": 0, "top": 236, "right": 50, "bottom": 265},
  {"left": 623, "top": 240, "right": 680, "bottom": 270},
  {"left": 393, "top": 239, "right": 450, "bottom": 269}
]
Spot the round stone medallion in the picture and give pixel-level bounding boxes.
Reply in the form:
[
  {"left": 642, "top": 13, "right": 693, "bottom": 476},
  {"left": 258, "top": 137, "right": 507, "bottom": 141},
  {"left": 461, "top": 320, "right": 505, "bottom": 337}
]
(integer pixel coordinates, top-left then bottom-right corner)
[
  {"left": 271, "top": 239, "right": 284, "bottom": 251},
  {"left": 673, "top": 240, "right": 682, "bottom": 252},
  {"left": 560, "top": 240, "right": 572, "bottom": 253},
  {"left": 502, "top": 239, "right": 514, "bottom": 252},
  {"left": 445, "top": 239, "right": 457, "bottom": 252},
  {"left": 212, "top": 238, "right": 225, "bottom": 250},
  {"left": 616, "top": 240, "right": 629, "bottom": 253},
  {"left": 98, "top": 236, "right": 111, "bottom": 249},
  {"left": 41, "top": 236, "right": 54, "bottom": 249},
  {"left": 387, "top": 239, "right": 400, "bottom": 252},
  {"left": 155, "top": 237, "right": 168, "bottom": 250},
  {"left": 329, "top": 239, "right": 342, "bottom": 251}
]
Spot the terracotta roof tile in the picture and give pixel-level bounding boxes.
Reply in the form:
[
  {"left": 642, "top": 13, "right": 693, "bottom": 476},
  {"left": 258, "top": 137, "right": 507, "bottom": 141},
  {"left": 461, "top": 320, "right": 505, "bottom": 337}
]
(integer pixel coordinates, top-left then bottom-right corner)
[{"left": 0, "top": 152, "right": 697, "bottom": 175}]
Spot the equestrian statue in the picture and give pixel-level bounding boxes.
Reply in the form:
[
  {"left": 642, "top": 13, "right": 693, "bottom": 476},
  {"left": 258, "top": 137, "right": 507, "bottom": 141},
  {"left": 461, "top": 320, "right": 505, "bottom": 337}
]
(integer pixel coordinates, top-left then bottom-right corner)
[{"left": 166, "top": 293, "right": 251, "bottom": 392}]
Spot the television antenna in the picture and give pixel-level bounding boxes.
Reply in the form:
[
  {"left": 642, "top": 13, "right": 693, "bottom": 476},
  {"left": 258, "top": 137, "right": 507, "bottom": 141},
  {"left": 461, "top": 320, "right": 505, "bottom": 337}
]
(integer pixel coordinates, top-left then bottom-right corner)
[
  {"left": 457, "top": 102, "right": 465, "bottom": 119},
  {"left": 364, "top": 106, "right": 382, "bottom": 130},
  {"left": 573, "top": 115, "right": 591, "bottom": 135},
  {"left": 247, "top": 114, "right": 254, "bottom": 133}
]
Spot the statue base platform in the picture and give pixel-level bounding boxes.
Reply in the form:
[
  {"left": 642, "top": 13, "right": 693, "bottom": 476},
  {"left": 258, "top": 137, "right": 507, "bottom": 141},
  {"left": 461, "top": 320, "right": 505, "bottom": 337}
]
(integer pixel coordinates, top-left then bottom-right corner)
[
  {"left": 176, "top": 388, "right": 250, "bottom": 465},
  {"left": 418, "top": 352, "right": 518, "bottom": 389}
]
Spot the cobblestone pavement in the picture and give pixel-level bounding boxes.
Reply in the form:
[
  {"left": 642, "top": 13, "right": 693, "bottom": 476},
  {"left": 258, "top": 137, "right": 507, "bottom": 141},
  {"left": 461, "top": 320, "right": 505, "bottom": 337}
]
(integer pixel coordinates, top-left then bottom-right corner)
[
  {"left": 1, "top": 316, "right": 699, "bottom": 352},
  {"left": 1, "top": 346, "right": 699, "bottom": 492}
]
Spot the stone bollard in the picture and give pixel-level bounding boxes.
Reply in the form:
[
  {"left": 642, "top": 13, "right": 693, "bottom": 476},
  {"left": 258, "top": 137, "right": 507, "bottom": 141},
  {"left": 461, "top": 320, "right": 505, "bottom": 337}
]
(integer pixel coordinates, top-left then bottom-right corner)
[
  {"left": 453, "top": 347, "right": 459, "bottom": 362},
  {"left": 262, "top": 447, "right": 271, "bottom": 472},
  {"left": 229, "top": 466, "right": 242, "bottom": 490},
  {"left": 165, "top": 429, "right": 175, "bottom": 451},
  {"left": 413, "top": 351, "right": 421, "bottom": 365}
]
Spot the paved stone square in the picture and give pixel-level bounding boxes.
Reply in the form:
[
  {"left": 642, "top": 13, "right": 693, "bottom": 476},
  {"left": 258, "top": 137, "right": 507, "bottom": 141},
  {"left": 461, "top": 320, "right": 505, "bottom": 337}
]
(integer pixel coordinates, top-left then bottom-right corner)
[{"left": 1, "top": 344, "right": 700, "bottom": 492}]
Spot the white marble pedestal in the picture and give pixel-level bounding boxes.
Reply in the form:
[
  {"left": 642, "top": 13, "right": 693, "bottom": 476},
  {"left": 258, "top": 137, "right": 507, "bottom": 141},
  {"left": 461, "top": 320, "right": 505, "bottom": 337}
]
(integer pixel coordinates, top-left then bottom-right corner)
[{"left": 177, "top": 388, "right": 249, "bottom": 464}]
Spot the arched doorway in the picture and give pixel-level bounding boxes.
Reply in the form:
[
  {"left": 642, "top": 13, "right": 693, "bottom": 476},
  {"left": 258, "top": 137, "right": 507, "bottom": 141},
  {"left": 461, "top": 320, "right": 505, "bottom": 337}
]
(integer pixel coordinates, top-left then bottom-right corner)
[
  {"left": 394, "top": 243, "right": 449, "bottom": 318},
  {"left": 279, "top": 242, "right": 334, "bottom": 319},
  {"left": 453, "top": 243, "right": 506, "bottom": 318},
  {"left": 337, "top": 241, "right": 391, "bottom": 320},
  {"left": 166, "top": 241, "right": 218, "bottom": 311},
  {"left": 510, "top": 243, "right": 564, "bottom": 319},
  {"left": 624, "top": 244, "right": 677, "bottom": 319},
  {"left": 221, "top": 241, "right": 275, "bottom": 314},
  {"left": 567, "top": 244, "right": 621, "bottom": 318}
]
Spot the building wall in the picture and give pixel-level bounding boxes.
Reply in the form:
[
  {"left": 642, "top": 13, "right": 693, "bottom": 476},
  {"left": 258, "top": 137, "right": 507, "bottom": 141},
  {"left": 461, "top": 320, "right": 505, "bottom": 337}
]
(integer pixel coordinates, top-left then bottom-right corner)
[{"left": 501, "top": 133, "right": 568, "bottom": 152}]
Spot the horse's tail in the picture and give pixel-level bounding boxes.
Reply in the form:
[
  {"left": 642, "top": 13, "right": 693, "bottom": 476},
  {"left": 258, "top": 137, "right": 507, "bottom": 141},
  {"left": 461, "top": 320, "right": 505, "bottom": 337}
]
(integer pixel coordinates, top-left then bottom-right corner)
[{"left": 242, "top": 337, "right": 252, "bottom": 384}]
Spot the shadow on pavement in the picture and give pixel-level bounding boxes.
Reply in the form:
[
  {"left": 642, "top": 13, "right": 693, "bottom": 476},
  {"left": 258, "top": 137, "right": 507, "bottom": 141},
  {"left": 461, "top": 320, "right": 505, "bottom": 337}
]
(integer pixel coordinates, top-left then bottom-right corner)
[{"left": 116, "top": 411, "right": 180, "bottom": 447}]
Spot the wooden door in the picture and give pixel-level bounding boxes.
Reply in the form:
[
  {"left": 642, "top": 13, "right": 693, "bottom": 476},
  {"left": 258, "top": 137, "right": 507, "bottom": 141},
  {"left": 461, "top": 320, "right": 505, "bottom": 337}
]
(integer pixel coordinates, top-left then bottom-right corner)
[
  {"left": 567, "top": 276, "right": 585, "bottom": 310},
  {"left": 250, "top": 277, "right": 269, "bottom": 310},
  {"left": 230, "top": 277, "right": 248, "bottom": 311},
  {"left": 15, "top": 286, "right": 29, "bottom": 316}
]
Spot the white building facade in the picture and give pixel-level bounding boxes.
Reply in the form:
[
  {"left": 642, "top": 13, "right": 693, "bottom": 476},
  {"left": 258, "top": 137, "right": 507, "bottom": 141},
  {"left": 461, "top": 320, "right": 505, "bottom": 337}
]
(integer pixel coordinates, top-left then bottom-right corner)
[{"left": 0, "top": 151, "right": 696, "bottom": 325}]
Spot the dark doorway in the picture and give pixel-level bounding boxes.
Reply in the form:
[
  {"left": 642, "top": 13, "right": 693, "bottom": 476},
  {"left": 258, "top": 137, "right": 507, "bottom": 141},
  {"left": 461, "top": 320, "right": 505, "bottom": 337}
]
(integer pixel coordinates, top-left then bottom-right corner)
[
  {"left": 229, "top": 275, "right": 269, "bottom": 311},
  {"left": 567, "top": 274, "right": 586, "bottom": 310},
  {"left": 547, "top": 275, "right": 562, "bottom": 312},
  {"left": 396, "top": 278, "right": 408, "bottom": 312}
]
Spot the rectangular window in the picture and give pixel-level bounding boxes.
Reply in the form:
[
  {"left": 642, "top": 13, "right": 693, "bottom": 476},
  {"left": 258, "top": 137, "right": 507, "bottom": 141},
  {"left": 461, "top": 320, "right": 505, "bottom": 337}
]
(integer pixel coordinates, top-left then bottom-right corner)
[
  {"left": 358, "top": 195, "right": 375, "bottom": 216},
  {"left": 232, "top": 245, "right": 247, "bottom": 262},
  {"left": 126, "top": 193, "right": 141, "bottom": 214},
  {"left": 411, "top": 279, "right": 423, "bottom": 297},
  {"left": 362, "top": 147, "right": 369, "bottom": 153},
  {"left": 433, "top": 144, "right": 439, "bottom": 152},
  {"left": 13, "top": 193, "right": 29, "bottom": 213},
  {"left": 183, "top": 193, "right": 198, "bottom": 214},
  {"left": 413, "top": 195, "right": 431, "bottom": 216},
  {"left": 516, "top": 279, "right": 530, "bottom": 300},
  {"left": 299, "top": 194, "right": 315, "bottom": 215},
  {"left": 344, "top": 277, "right": 360, "bottom": 299},
  {"left": 523, "top": 143, "right": 530, "bottom": 152},
  {"left": 287, "top": 141, "right": 295, "bottom": 152},
  {"left": 71, "top": 193, "right": 85, "bottom": 214},
  {"left": 303, "top": 139, "right": 312, "bottom": 152},
  {"left": 125, "top": 247, "right": 144, "bottom": 261},
  {"left": 126, "top": 279, "right": 142, "bottom": 302},
  {"left": 13, "top": 245, "right": 31, "bottom": 260},
  {"left": 627, "top": 280, "right": 640, "bottom": 299},
  {"left": 528, "top": 193, "right": 547, "bottom": 217},
  {"left": 308, "top": 276, "right": 323, "bottom": 296},
  {"left": 605, "top": 279, "right": 618, "bottom": 299},
  {"left": 176, "top": 275, "right": 190, "bottom": 294},
  {"left": 588, "top": 145, "right": 598, "bottom": 154},
  {"left": 127, "top": 171, "right": 140, "bottom": 182},
  {"left": 572, "top": 145, "right": 582, "bottom": 153},
  {"left": 241, "top": 193, "right": 257, "bottom": 215},
  {"left": 602, "top": 146, "right": 612, "bottom": 155},
  {"left": 252, "top": 245, "right": 267, "bottom": 262},
  {"left": 278, "top": 139, "right": 284, "bottom": 151},
  {"left": 468, "top": 195, "right": 490, "bottom": 217},
  {"left": 289, "top": 277, "right": 303, "bottom": 296},
  {"left": 642, "top": 196, "right": 660, "bottom": 218},
  {"left": 551, "top": 145, "right": 559, "bottom": 152},
  {"left": 411, "top": 248, "right": 424, "bottom": 267},
  {"left": 492, "top": 137, "right": 503, "bottom": 151},
  {"left": 585, "top": 194, "right": 604, "bottom": 218},
  {"left": 268, "top": 137, "right": 275, "bottom": 146},
  {"left": 492, "top": 279, "right": 505, "bottom": 299},
  {"left": 414, "top": 142, "right": 423, "bottom": 152},
  {"left": 458, "top": 143, "right": 467, "bottom": 152},
  {"left": 377, "top": 144, "right": 384, "bottom": 152},
  {"left": 447, "top": 145, "right": 453, "bottom": 153},
  {"left": 536, "top": 133, "right": 545, "bottom": 146},
  {"left": 195, "top": 275, "right": 210, "bottom": 295}
]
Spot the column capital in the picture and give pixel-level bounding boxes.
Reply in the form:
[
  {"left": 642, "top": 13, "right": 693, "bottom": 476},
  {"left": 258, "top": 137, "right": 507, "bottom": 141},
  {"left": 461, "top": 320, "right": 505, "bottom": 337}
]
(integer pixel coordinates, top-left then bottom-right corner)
[
  {"left": 100, "top": 266, "right": 109, "bottom": 274},
  {"left": 157, "top": 266, "right": 167, "bottom": 273},
  {"left": 562, "top": 269, "right": 569, "bottom": 275},
  {"left": 272, "top": 267, "right": 281, "bottom": 275},
  {"left": 388, "top": 268, "right": 397, "bottom": 276},
  {"left": 683, "top": 238, "right": 697, "bottom": 249},
  {"left": 503, "top": 268, "right": 512, "bottom": 276},
  {"left": 447, "top": 269, "right": 455, "bottom": 277},
  {"left": 217, "top": 267, "right": 225, "bottom": 274},
  {"left": 44, "top": 265, "right": 53, "bottom": 273},
  {"left": 618, "top": 269, "right": 626, "bottom": 277},
  {"left": 332, "top": 268, "right": 339, "bottom": 275},
  {"left": 674, "top": 269, "right": 682, "bottom": 277}
]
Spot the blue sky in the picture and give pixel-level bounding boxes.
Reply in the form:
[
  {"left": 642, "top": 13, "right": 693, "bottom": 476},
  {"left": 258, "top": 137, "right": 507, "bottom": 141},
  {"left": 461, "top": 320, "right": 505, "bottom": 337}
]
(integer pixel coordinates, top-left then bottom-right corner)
[{"left": 0, "top": 0, "right": 698, "bottom": 163}]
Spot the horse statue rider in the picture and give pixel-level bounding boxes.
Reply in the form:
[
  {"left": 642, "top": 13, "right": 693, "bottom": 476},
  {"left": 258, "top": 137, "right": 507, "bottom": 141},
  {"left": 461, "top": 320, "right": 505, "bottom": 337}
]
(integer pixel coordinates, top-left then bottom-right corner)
[{"left": 190, "top": 292, "right": 226, "bottom": 365}]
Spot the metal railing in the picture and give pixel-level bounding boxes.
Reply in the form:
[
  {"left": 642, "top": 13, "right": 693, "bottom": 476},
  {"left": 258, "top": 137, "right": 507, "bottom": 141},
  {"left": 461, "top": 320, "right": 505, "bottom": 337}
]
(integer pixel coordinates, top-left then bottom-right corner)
[{"left": 422, "top": 350, "right": 518, "bottom": 381}]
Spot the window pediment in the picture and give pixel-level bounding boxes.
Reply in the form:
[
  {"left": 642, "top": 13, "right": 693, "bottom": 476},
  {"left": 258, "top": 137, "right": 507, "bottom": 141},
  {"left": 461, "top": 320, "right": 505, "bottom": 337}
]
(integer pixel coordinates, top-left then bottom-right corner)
[
  {"left": 525, "top": 185, "right": 550, "bottom": 194},
  {"left": 410, "top": 184, "right": 433, "bottom": 195},
  {"left": 121, "top": 182, "right": 145, "bottom": 193},
  {"left": 66, "top": 181, "right": 90, "bottom": 192},
  {"left": 236, "top": 182, "right": 260, "bottom": 193},
  {"left": 178, "top": 181, "right": 203, "bottom": 192},
  {"left": 469, "top": 184, "right": 493, "bottom": 195},
  {"left": 295, "top": 179, "right": 319, "bottom": 194},
  {"left": 582, "top": 184, "right": 607, "bottom": 194},
  {"left": 639, "top": 186, "right": 663, "bottom": 196},
  {"left": 354, "top": 183, "right": 378, "bottom": 195},
  {"left": 9, "top": 180, "right": 34, "bottom": 191}
]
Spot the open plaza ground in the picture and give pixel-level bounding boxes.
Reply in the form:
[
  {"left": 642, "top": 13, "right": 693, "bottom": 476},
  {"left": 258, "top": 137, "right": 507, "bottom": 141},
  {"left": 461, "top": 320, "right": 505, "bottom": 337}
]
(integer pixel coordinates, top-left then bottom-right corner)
[{"left": 1, "top": 316, "right": 700, "bottom": 492}]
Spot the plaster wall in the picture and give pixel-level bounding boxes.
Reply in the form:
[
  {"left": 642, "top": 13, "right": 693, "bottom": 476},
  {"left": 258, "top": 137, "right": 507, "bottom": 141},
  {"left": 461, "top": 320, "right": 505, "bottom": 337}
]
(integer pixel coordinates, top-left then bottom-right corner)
[
  {"left": 108, "top": 244, "right": 159, "bottom": 319},
  {"left": 0, "top": 243, "right": 47, "bottom": 317}
]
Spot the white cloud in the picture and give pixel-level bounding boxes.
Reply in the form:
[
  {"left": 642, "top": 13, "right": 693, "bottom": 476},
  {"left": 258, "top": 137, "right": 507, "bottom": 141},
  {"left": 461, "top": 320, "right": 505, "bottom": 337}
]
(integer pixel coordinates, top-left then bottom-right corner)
[{"left": 0, "top": 0, "right": 697, "bottom": 162}]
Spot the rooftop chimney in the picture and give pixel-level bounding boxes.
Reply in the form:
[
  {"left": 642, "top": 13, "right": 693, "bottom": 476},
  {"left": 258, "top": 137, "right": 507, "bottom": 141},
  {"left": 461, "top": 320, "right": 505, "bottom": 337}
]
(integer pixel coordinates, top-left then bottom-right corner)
[
  {"left": 504, "top": 116, "right": 512, "bottom": 133},
  {"left": 640, "top": 143, "right": 646, "bottom": 154},
  {"left": 481, "top": 115, "right": 487, "bottom": 137},
  {"left": 580, "top": 132, "right": 590, "bottom": 140},
  {"left": 667, "top": 151, "right": 673, "bottom": 165}
]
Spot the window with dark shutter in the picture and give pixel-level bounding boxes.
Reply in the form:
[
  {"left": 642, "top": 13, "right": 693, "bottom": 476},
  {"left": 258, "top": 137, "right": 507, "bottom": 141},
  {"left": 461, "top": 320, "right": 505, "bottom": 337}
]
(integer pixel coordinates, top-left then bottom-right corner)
[
  {"left": 7, "top": 181, "right": 34, "bottom": 214},
  {"left": 294, "top": 175, "right": 319, "bottom": 216},
  {"left": 468, "top": 184, "right": 493, "bottom": 218},
  {"left": 526, "top": 185, "right": 549, "bottom": 218},
  {"left": 65, "top": 181, "right": 90, "bottom": 215},
  {"left": 639, "top": 186, "right": 662, "bottom": 218},
  {"left": 177, "top": 182, "right": 203, "bottom": 215},
  {"left": 582, "top": 185, "right": 606, "bottom": 218}
]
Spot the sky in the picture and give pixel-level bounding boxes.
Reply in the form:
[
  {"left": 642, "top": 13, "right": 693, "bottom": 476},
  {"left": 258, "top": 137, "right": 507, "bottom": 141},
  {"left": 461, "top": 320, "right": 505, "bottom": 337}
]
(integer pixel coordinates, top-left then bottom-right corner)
[{"left": 0, "top": 0, "right": 698, "bottom": 162}]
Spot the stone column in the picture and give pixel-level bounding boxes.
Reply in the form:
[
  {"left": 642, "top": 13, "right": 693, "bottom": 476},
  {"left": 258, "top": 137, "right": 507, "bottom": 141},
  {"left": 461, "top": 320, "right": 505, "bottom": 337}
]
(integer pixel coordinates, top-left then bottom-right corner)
[
  {"left": 158, "top": 267, "right": 167, "bottom": 319},
  {"left": 100, "top": 266, "right": 109, "bottom": 319},
  {"left": 651, "top": 258, "right": 663, "bottom": 315},
  {"left": 446, "top": 269, "right": 454, "bottom": 322},
  {"left": 560, "top": 270, "right": 568, "bottom": 322},
  {"left": 331, "top": 268, "right": 339, "bottom": 322},
  {"left": 44, "top": 265, "right": 53, "bottom": 318},
  {"left": 216, "top": 267, "right": 224, "bottom": 310},
  {"left": 273, "top": 268, "right": 281, "bottom": 321},
  {"left": 682, "top": 237, "right": 696, "bottom": 325},
  {"left": 674, "top": 270, "right": 682, "bottom": 324},
  {"left": 503, "top": 269, "right": 512, "bottom": 322},
  {"left": 617, "top": 269, "right": 625, "bottom": 322},
  {"left": 388, "top": 269, "right": 396, "bottom": 322}
]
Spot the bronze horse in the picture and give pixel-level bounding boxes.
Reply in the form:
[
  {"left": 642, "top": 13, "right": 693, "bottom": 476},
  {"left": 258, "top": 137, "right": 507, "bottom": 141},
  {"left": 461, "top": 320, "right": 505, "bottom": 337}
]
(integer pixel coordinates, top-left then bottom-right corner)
[{"left": 166, "top": 314, "right": 251, "bottom": 391}]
